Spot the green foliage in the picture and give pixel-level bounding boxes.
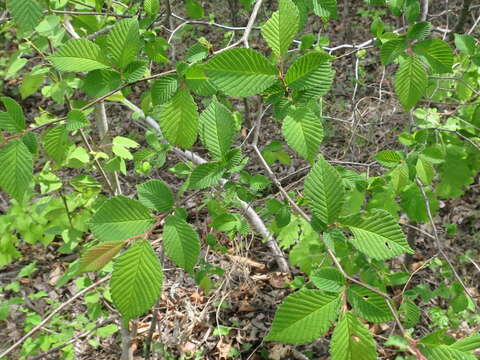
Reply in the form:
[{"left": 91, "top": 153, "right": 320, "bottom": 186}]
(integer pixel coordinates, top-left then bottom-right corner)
[
  {"left": 204, "top": 48, "right": 278, "bottom": 97},
  {"left": 163, "top": 215, "right": 200, "bottom": 273},
  {"left": 110, "top": 239, "right": 163, "bottom": 321},
  {"left": 87, "top": 196, "right": 155, "bottom": 242},
  {"left": 158, "top": 88, "right": 198, "bottom": 149},
  {"left": 1, "top": 1, "right": 479, "bottom": 358},
  {"left": 394, "top": 55, "right": 427, "bottom": 110},
  {"left": 0, "top": 139, "right": 33, "bottom": 201},
  {"left": 330, "top": 312, "right": 377, "bottom": 360},
  {"left": 266, "top": 289, "right": 341, "bottom": 344},
  {"left": 199, "top": 98, "right": 235, "bottom": 159},
  {"left": 281, "top": 104, "right": 324, "bottom": 162},
  {"left": 304, "top": 156, "right": 345, "bottom": 224},
  {"left": 106, "top": 19, "right": 140, "bottom": 70},
  {"left": 6, "top": 0, "right": 43, "bottom": 32},
  {"left": 341, "top": 209, "right": 413, "bottom": 260},
  {"left": 261, "top": 0, "right": 299, "bottom": 58},
  {"left": 137, "top": 180, "right": 174, "bottom": 213},
  {"left": 48, "top": 39, "right": 111, "bottom": 72}
]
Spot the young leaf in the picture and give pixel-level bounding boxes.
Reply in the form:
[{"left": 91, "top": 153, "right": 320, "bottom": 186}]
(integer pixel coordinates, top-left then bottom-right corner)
[
  {"left": 304, "top": 156, "right": 345, "bottom": 224},
  {"left": 199, "top": 98, "right": 235, "bottom": 159},
  {"left": 66, "top": 109, "right": 90, "bottom": 131},
  {"left": 163, "top": 215, "right": 200, "bottom": 273},
  {"left": 144, "top": 0, "right": 160, "bottom": 16},
  {"left": 0, "top": 97, "right": 26, "bottom": 133},
  {"left": 394, "top": 55, "right": 427, "bottom": 110},
  {"left": 285, "top": 51, "right": 334, "bottom": 93},
  {"left": 87, "top": 196, "right": 155, "bottom": 242},
  {"left": 137, "top": 180, "right": 174, "bottom": 213},
  {"left": 6, "top": 0, "right": 43, "bottom": 32},
  {"left": 43, "top": 125, "right": 73, "bottom": 163},
  {"left": 380, "top": 39, "right": 407, "bottom": 65},
  {"left": 330, "top": 311, "right": 377, "bottom": 360},
  {"left": 261, "top": 0, "right": 299, "bottom": 58},
  {"left": 347, "top": 285, "right": 393, "bottom": 323},
  {"left": 341, "top": 209, "right": 413, "bottom": 260},
  {"left": 407, "top": 21, "right": 431, "bottom": 41},
  {"left": 48, "top": 39, "right": 111, "bottom": 72},
  {"left": 110, "top": 240, "right": 163, "bottom": 321},
  {"left": 151, "top": 75, "right": 178, "bottom": 105},
  {"left": 82, "top": 70, "right": 122, "bottom": 98},
  {"left": 420, "top": 333, "right": 480, "bottom": 360},
  {"left": 412, "top": 38, "right": 453, "bottom": 73},
  {"left": 106, "top": 18, "right": 140, "bottom": 69},
  {"left": 203, "top": 48, "right": 278, "bottom": 97},
  {"left": 282, "top": 105, "right": 323, "bottom": 162},
  {"left": 0, "top": 139, "right": 33, "bottom": 201},
  {"left": 416, "top": 155, "right": 434, "bottom": 185},
  {"left": 454, "top": 34, "right": 476, "bottom": 56},
  {"left": 79, "top": 241, "right": 126, "bottom": 273},
  {"left": 311, "top": 267, "right": 345, "bottom": 293},
  {"left": 266, "top": 289, "right": 341, "bottom": 344},
  {"left": 312, "top": 0, "right": 338, "bottom": 19},
  {"left": 374, "top": 150, "right": 402, "bottom": 168},
  {"left": 159, "top": 88, "right": 198, "bottom": 149},
  {"left": 189, "top": 162, "right": 224, "bottom": 189}
]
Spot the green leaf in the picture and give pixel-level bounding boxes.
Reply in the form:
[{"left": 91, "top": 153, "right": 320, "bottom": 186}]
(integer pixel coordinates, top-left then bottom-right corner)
[
  {"left": 341, "top": 209, "right": 413, "bottom": 260},
  {"left": 304, "top": 156, "right": 345, "bottom": 224},
  {"left": 88, "top": 196, "right": 155, "bottom": 241},
  {"left": 43, "top": 125, "right": 73, "bottom": 163},
  {"left": 67, "top": 109, "right": 89, "bottom": 131},
  {"left": 454, "top": 34, "right": 476, "bottom": 56},
  {"left": 82, "top": 69, "right": 122, "bottom": 98},
  {"left": 189, "top": 162, "right": 224, "bottom": 189},
  {"left": 6, "top": 0, "right": 43, "bottom": 32},
  {"left": 285, "top": 51, "right": 334, "bottom": 93},
  {"left": 144, "top": 0, "right": 160, "bottom": 16},
  {"left": 0, "top": 97, "right": 26, "bottom": 133},
  {"left": 282, "top": 105, "right": 323, "bottom": 162},
  {"left": 312, "top": 0, "right": 338, "bottom": 19},
  {"left": 20, "top": 72, "right": 45, "bottom": 99},
  {"left": 186, "top": 0, "right": 204, "bottom": 18},
  {"left": 394, "top": 55, "right": 427, "bottom": 110},
  {"left": 416, "top": 155, "right": 434, "bottom": 185},
  {"left": 266, "top": 290, "right": 341, "bottom": 344},
  {"left": 420, "top": 333, "right": 480, "bottom": 360},
  {"left": 151, "top": 75, "right": 178, "bottom": 105},
  {"left": 330, "top": 311, "right": 377, "bottom": 360},
  {"left": 311, "top": 267, "right": 345, "bottom": 293},
  {"left": 159, "top": 88, "right": 198, "bottom": 149},
  {"left": 49, "top": 39, "right": 111, "bottom": 72},
  {"left": 407, "top": 21, "right": 431, "bottom": 41},
  {"left": 136, "top": 180, "right": 174, "bottom": 213},
  {"left": 380, "top": 39, "right": 407, "bottom": 65},
  {"left": 79, "top": 241, "right": 126, "bottom": 273},
  {"left": 199, "top": 98, "right": 235, "bottom": 159},
  {"left": 185, "top": 65, "right": 217, "bottom": 96},
  {"left": 0, "top": 139, "right": 33, "bottom": 201},
  {"left": 110, "top": 240, "right": 163, "bottom": 321},
  {"left": 374, "top": 150, "right": 402, "bottom": 167},
  {"left": 347, "top": 285, "right": 393, "bottom": 323},
  {"left": 399, "top": 300, "right": 420, "bottom": 328},
  {"left": 261, "top": 0, "right": 299, "bottom": 58},
  {"left": 413, "top": 38, "right": 454, "bottom": 73},
  {"left": 203, "top": 48, "right": 278, "bottom": 97},
  {"left": 163, "top": 215, "right": 200, "bottom": 273},
  {"left": 106, "top": 18, "right": 140, "bottom": 69}
]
